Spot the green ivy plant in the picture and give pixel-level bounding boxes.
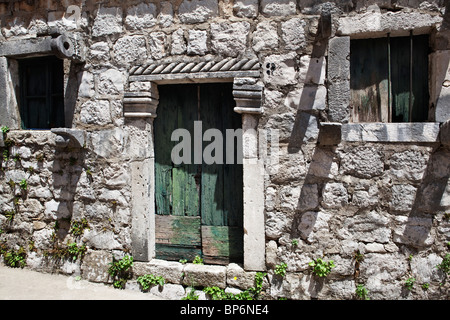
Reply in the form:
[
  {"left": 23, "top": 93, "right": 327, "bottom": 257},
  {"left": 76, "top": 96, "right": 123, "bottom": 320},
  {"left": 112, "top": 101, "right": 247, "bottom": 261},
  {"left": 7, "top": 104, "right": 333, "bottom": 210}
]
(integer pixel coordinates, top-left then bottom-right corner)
[
  {"left": 137, "top": 274, "right": 165, "bottom": 292},
  {"left": 404, "top": 277, "right": 415, "bottom": 291},
  {"left": 274, "top": 262, "right": 288, "bottom": 277},
  {"left": 70, "top": 218, "right": 90, "bottom": 237},
  {"left": 182, "top": 287, "right": 199, "bottom": 300},
  {"left": 436, "top": 253, "right": 450, "bottom": 275},
  {"left": 202, "top": 272, "right": 267, "bottom": 300},
  {"left": 355, "top": 284, "right": 370, "bottom": 300},
  {"left": 192, "top": 255, "right": 204, "bottom": 265},
  {"left": 108, "top": 255, "right": 134, "bottom": 289},
  {"left": 3, "top": 247, "right": 27, "bottom": 268},
  {"left": 309, "top": 257, "right": 335, "bottom": 278}
]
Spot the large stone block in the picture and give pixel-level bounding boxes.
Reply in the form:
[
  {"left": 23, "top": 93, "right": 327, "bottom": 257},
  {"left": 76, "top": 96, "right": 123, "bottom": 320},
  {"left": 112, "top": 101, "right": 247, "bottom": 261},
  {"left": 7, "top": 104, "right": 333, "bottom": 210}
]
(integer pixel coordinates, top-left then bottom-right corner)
[
  {"left": 113, "top": 35, "right": 148, "bottom": 65},
  {"left": 125, "top": 3, "right": 157, "bottom": 30},
  {"left": 81, "top": 250, "right": 113, "bottom": 283},
  {"left": 263, "top": 52, "right": 297, "bottom": 86},
  {"left": 210, "top": 21, "right": 250, "bottom": 57},
  {"left": 92, "top": 7, "right": 123, "bottom": 37},
  {"left": 261, "top": 0, "right": 296, "bottom": 16},
  {"left": 328, "top": 36, "right": 350, "bottom": 123},
  {"left": 79, "top": 100, "right": 112, "bottom": 126},
  {"left": 182, "top": 264, "right": 227, "bottom": 288},
  {"left": 187, "top": 30, "right": 208, "bottom": 55},
  {"left": 281, "top": 18, "right": 306, "bottom": 50},
  {"left": 233, "top": 0, "right": 258, "bottom": 18},
  {"left": 340, "top": 146, "right": 384, "bottom": 178},
  {"left": 179, "top": 0, "right": 219, "bottom": 24},
  {"left": 252, "top": 21, "right": 278, "bottom": 52}
]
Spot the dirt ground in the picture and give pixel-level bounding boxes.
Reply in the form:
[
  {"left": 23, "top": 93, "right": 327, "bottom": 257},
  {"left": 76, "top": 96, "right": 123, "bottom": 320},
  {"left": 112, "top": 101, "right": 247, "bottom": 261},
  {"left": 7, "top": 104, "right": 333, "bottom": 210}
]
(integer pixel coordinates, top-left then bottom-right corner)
[{"left": 0, "top": 265, "right": 161, "bottom": 300}]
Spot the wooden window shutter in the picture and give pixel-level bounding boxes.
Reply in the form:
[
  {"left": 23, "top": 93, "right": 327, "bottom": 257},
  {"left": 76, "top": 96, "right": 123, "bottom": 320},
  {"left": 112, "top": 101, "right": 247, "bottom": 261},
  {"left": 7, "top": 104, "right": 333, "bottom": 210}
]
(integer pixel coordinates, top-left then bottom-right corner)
[
  {"left": 19, "top": 56, "right": 65, "bottom": 129},
  {"left": 350, "top": 34, "right": 429, "bottom": 123}
]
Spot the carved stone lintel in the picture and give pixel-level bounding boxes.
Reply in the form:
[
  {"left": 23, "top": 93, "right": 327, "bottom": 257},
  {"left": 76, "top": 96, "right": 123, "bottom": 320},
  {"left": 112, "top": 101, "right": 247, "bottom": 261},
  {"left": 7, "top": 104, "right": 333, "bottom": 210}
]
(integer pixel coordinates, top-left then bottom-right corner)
[{"left": 51, "top": 128, "right": 86, "bottom": 148}]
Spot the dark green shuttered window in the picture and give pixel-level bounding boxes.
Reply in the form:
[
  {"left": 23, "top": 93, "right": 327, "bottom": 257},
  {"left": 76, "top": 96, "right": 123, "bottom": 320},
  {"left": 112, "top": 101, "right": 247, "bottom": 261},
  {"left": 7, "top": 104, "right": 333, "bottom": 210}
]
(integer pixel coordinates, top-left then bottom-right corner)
[
  {"left": 350, "top": 34, "right": 429, "bottom": 123},
  {"left": 19, "top": 56, "right": 65, "bottom": 129},
  {"left": 154, "top": 83, "right": 243, "bottom": 265}
]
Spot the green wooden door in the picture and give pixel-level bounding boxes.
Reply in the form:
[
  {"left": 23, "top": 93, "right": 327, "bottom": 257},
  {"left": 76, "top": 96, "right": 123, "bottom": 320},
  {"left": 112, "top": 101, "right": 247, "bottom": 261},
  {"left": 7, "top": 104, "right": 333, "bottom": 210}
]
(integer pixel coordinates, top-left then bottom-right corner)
[{"left": 154, "top": 83, "right": 243, "bottom": 264}]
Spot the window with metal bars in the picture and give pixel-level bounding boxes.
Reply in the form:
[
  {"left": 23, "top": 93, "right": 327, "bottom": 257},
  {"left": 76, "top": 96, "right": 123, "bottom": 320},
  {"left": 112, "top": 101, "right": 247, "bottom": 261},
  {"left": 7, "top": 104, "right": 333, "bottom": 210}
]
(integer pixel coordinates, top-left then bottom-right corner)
[
  {"left": 19, "top": 55, "right": 65, "bottom": 129},
  {"left": 350, "top": 33, "right": 429, "bottom": 123}
]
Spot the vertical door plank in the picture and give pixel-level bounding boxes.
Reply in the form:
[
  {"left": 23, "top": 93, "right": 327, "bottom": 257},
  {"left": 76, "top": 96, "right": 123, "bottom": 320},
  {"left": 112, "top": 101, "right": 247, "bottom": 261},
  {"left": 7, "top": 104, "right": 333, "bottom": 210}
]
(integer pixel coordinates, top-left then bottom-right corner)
[
  {"left": 154, "top": 85, "right": 178, "bottom": 215},
  {"left": 411, "top": 35, "right": 429, "bottom": 122},
  {"left": 391, "top": 36, "right": 411, "bottom": 122},
  {"left": 350, "top": 38, "right": 389, "bottom": 122},
  {"left": 200, "top": 84, "right": 225, "bottom": 226}
]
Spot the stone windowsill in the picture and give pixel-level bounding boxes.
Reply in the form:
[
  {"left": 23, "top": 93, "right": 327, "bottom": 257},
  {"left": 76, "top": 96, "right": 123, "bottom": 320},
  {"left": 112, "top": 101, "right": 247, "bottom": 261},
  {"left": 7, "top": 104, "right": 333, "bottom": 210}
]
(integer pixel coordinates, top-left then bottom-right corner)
[{"left": 341, "top": 122, "right": 441, "bottom": 143}]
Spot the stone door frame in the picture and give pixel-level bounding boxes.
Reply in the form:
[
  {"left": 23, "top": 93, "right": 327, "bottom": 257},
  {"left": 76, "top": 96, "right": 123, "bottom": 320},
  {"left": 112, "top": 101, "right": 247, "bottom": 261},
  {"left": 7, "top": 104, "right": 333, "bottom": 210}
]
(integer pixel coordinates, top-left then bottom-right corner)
[{"left": 124, "top": 58, "right": 266, "bottom": 271}]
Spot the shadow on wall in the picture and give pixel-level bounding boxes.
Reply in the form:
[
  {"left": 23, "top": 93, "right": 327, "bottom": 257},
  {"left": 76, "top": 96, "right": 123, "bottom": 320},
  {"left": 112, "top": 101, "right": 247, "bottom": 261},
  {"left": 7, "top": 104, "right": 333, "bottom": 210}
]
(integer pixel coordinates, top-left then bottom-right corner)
[{"left": 403, "top": 146, "right": 450, "bottom": 249}]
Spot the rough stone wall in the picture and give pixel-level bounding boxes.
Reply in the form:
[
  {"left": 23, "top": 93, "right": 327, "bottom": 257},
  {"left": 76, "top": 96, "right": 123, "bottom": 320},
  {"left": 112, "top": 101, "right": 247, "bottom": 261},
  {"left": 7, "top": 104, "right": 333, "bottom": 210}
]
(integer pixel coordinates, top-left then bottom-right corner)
[{"left": 0, "top": 0, "right": 449, "bottom": 300}]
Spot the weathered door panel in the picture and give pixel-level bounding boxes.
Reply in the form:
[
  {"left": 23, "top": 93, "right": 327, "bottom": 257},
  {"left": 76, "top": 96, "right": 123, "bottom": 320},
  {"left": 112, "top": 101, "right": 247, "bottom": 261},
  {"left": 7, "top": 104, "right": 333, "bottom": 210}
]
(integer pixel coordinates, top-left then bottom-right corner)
[{"left": 154, "top": 83, "right": 243, "bottom": 264}]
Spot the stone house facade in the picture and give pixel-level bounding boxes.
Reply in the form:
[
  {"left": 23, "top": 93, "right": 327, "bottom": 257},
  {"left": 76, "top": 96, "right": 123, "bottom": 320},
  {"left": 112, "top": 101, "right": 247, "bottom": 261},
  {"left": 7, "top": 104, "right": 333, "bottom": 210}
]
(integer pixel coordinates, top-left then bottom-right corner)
[{"left": 0, "top": 0, "right": 449, "bottom": 299}]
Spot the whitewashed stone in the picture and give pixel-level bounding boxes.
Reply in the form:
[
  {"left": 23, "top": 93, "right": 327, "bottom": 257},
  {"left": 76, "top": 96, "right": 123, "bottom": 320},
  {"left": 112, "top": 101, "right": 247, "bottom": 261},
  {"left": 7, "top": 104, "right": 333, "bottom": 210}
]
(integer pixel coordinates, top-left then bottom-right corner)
[
  {"left": 33, "top": 228, "right": 54, "bottom": 250},
  {"left": 266, "top": 211, "right": 288, "bottom": 239},
  {"left": 78, "top": 72, "right": 95, "bottom": 98},
  {"left": 89, "top": 42, "right": 110, "bottom": 62},
  {"left": 97, "top": 69, "right": 125, "bottom": 96},
  {"left": 298, "top": 210, "right": 332, "bottom": 243},
  {"left": 187, "top": 30, "right": 208, "bottom": 55},
  {"left": 83, "top": 229, "right": 121, "bottom": 250},
  {"left": 411, "top": 253, "right": 445, "bottom": 283},
  {"left": 179, "top": 0, "right": 219, "bottom": 23},
  {"left": 171, "top": 28, "right": 186, "bottom": 55},
  {"left": 393, "top": 216, "right": 434, "bottom": 247},
  {"left": 210, "top": 22, "right": 250, "bottom": 57},
  {"left": 79, "top": 100, "right": 111, "bottom": 125},
  {"left": 113, "top": 36, "right": 148, "bottom": 65},
  {"left": 263, "top": 52, "right": 297, "bottom": 86},
  {"left": 299, "top": 55, "right": 326, "bottom": 85},
  {"left": 233, "top": 0, "right": 258, "bottom": 18},
  {"left": 389, "top": 150, "right": 429, "bottom": 182},
  {"left": 89, "top": 128, "right": 126, "bottom": 159},
  {"left": 81, "top": 251, "right": 112, "bottom": 283},
  {"left": 351, "top": 185, "right": 378, "bottom": 208},
  {"left": 149, "top": 32, "right": 166, "bottom": 60},
  {"left": 125, "top": 3, "right": 157, "bottom": 30},
  {"left": 3, "top": 18, "right": 27, "bottom": 38},
  {"left": 389, "top": 184, "right": 417, "bottom": 212},
  {"left": 261, "top": 0, "right": 296, "bottom": 16},
  {"left": 92, "top": 7, "right": 123, "bottom": 37},
  {"left": 322, "top": 182, "right": 348, "bottom": 208},
  {"left": 159, "top": 2, "right": 174, "bottom": 27},
  {"left": 252, "top": 21, "right": 278, "bottom": 52},
  {"left": 44, "top": 199, "right": 70, "bottom": 220},
  {"left": 340, "top": 147, "right": 384, "bottom": 178},
  {"left": 281, "top": 18, "right": 306, "bottom": 50},
  {"left": 182, "top": 264, "right": 227, "bottom": 288},
  {"left": 342, "top": 211, "right": 391, "bottom": 243},
  {"left": 338, "top": 10, "right": 442, "bottom": 37},
  {"left": 284, "top": 85, "right": 327, "bottom": 111},
  {"left": 150, "top": 283, "right": 186, "bottom": 299}
]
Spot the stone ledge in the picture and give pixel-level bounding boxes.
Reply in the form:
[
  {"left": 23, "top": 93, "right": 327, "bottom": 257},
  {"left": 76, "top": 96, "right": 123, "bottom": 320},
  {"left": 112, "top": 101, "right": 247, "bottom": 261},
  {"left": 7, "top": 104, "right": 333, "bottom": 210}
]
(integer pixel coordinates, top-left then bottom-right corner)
[{"left": 342, "top": 122, "right": 441, "bottom": 143}]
